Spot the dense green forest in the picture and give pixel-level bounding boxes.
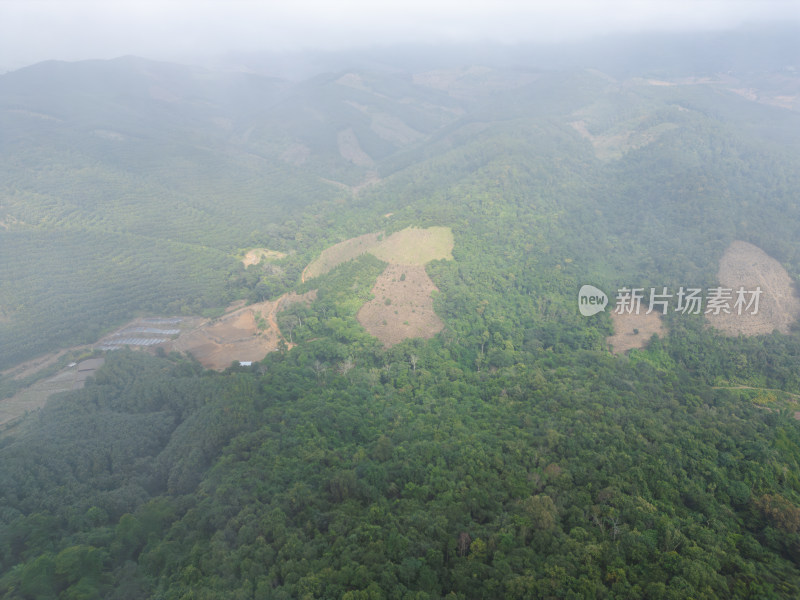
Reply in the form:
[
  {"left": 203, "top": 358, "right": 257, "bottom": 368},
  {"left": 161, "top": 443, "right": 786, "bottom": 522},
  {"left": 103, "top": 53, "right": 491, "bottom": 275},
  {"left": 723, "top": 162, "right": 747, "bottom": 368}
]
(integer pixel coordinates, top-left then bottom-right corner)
[{"left": 3, "top": 30, "right": 800, "bottom": 599}]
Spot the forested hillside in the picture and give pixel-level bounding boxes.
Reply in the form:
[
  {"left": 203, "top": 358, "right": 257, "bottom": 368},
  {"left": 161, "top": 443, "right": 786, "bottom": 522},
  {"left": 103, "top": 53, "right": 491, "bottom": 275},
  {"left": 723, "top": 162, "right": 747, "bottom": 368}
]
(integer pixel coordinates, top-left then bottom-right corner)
[{"left": 2, "top": 30, "right": 800, "bottom": 599}]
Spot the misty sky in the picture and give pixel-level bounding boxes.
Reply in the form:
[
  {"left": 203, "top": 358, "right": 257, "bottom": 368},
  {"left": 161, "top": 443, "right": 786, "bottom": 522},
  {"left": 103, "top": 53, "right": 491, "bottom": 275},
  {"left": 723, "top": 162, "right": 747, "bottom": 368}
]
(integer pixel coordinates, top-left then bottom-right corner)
[{"left": 1, "top": 0, "right": 798, "bottom": 71}]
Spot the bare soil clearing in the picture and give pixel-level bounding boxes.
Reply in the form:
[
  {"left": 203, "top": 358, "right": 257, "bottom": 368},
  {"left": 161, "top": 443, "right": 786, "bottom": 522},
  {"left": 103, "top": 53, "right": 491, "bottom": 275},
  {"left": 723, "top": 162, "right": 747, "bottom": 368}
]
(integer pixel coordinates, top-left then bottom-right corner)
[
  {"left": 241, "top": 248, "right": 287, "bottom": 267},
  {"left": 608, "top": 310, "right": 666, "bottom": 354},
  {"left": 162, "top": 290, "right": 316, "bottom": 370},
  {"left": 164, "top": 307, "right": 273, "bottom": 370},
  {"left": 357, "top": 265, "right": 444, "bottom": 347},
  {"left": 706, "top": 241, "right": 800, "bottom": 336}
]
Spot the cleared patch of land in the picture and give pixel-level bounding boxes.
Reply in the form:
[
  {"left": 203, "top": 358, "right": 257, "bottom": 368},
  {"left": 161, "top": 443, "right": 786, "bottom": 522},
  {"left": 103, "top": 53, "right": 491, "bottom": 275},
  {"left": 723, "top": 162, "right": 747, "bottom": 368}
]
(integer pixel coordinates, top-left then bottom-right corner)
[
  {"left": 303, "top": 227, "right": 454, "bottom": 282},
  {"left": 706, "top": 241, "right": 800, "bottom": 336},
  {"left": 369, "top": 227, "right": 454, "bottom": 265},
  {"left": 164, "top": 306, "right": 272, "bottom": 370},
  {"left": 302, "top": 232, "right": 383, "bottom": 282},
  {"left": 2, "top": 349, "right": 70, "bottom": 381},
  {"left": 357, "top": 264, "right": 444, "bottom": 347},
  {"left": 241, "top": 248, "right": 287, "bottom": 267},
  {"left": 162, "top": 290, "right": 316, "bottom": 370},
  {"left": 1, "top": 358, "right": 104, "bottom": 428},
  {"left": 607, "top": 310, "right": 666, "bottom": 354},
  {"left": 304, "top": 226, "right": 454, "bottom": 347},
  {"left": 0, "top": 290, "right": 320, "bottom": 424},
  {"left": 570, "top": 119, "right": 677, "bottom": 161}
]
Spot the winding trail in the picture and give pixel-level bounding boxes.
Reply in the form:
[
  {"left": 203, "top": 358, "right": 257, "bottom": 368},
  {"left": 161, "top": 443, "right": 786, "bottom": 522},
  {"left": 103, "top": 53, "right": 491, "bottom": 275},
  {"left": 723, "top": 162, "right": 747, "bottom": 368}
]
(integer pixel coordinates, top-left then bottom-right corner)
[{"left": 265, "top": 293, "right": 294, "bottom": 349}]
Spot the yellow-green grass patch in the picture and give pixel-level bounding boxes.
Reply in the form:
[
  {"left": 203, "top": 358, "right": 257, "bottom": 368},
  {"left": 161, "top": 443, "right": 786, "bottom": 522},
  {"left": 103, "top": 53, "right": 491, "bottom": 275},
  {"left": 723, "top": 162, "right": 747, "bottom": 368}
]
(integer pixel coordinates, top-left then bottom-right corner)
[
  {"left": 302, "top": 226, "right": 454, "bottom": 282},
  {"left": 302, "top": 232, "right": 383, "bottom": 282},
  {"left": 369, "top": 226, "right": 454, "bottom": 265},
  {"left": 241, "top": 248, "right": 287, "bottom": 267}
]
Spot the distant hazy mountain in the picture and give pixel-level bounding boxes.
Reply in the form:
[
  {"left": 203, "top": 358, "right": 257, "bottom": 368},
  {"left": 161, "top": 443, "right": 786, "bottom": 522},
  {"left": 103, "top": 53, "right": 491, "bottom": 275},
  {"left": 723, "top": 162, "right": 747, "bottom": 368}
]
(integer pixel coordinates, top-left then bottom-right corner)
[{"left": 1, "top": 26, "right": 799, "bottom": 368}]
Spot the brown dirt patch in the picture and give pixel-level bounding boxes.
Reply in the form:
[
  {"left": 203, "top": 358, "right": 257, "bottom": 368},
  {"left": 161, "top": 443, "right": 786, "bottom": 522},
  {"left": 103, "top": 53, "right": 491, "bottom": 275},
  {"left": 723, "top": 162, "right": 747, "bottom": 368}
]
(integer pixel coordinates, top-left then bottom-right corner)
[
  {"left": 226, "top": 299, "right": 247, "bottom": 311},
  {"left": 163, "top": 305, "right": 273, "bottom": 371},
  {"left": 162, "top": 290, "right": 316, "bottom": 370},
  {"left": 241, "top": 248, "right": 286, "bottom": 267},
  {"left": 706, "top": 241, "right": 800, "bottom": 336},
  {"left": 357, "top": 264, "right": 443, "bottom": 347},
  {"left": 607, "top": 310, "right": 666, "bottom": 354}
]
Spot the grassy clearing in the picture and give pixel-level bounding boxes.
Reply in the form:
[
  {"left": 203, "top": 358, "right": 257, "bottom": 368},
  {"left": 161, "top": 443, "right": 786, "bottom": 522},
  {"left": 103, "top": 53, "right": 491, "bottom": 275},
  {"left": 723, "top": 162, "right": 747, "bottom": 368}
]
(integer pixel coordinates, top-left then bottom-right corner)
[
  {"left": 303, "top": 226, "right": 454, "bottom": 281},
  {"left": 369, "top": 226, "right": 454, "bottom": 265},
  {"left": 241, "top": 248, "right": 287, "bottom": 267},
  {"left": 302, "top": 233, "right": 383, "bottom": 281},
  {"left": 570, "top": 119, "right": 677, "bottom": 161}
]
